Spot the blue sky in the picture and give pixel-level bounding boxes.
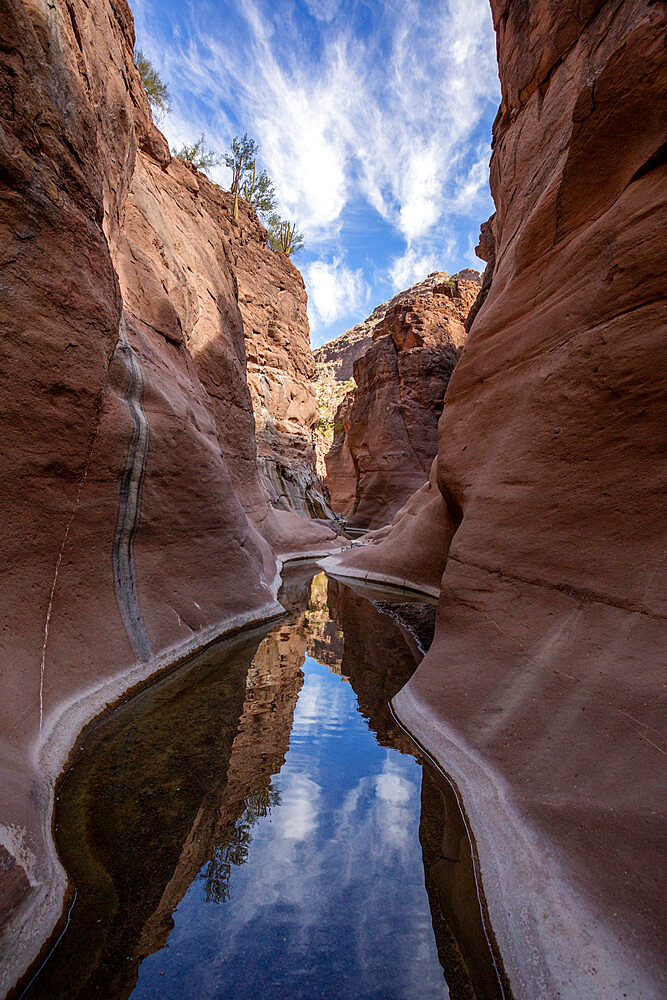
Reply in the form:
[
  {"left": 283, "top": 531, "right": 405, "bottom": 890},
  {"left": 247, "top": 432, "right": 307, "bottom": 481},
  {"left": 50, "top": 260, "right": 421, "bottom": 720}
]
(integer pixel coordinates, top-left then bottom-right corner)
[{"left": 132, "top": 0, "right": 500, "bottom": 346}]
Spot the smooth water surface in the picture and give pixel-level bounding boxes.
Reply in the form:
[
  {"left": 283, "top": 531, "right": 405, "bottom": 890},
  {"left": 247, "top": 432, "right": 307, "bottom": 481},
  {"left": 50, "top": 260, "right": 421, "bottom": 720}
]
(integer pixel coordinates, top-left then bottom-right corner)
[
  {"left": 133, "top": 653, "right": 443, "bottom": 1000},
  {"left": 24, "top": 568, "right": 505, "bottom": 1000}
]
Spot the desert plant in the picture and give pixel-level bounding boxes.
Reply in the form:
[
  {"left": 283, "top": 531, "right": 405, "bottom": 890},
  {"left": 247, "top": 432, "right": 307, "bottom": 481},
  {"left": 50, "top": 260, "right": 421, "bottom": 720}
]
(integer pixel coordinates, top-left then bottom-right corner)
[
  {"left": 172, "top": 134, "right": 221, "bottom": 173},
  {"left": 243, "top": 164, "right": 277, "bottom": 220},
  {"left": 135, "top": 50, "right": 169, "bottom": 121},
  {"left": 224, "top": 134, "right": 258, "bottom": 219},
  {"left": 267, "top": 215, "right": 305, "bottom": 256},
  {"left": 225, "top": 135, "right": 279, "bottom": 222}
]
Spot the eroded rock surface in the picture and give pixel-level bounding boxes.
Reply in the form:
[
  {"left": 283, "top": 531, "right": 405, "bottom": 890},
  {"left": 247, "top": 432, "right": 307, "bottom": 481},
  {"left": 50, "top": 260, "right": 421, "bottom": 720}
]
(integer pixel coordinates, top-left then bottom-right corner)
[
  {"left": 230, "top": 203, "right": 334, "bottom": 519},
  {"left": 314, "top": 269, "right": 480, "bottom": 381},
  {"left": 326, "top": 278, "right": 479, "bottom": 527},
  {"left": 323, "top": 2, "right": 667, "bottom": 998}
]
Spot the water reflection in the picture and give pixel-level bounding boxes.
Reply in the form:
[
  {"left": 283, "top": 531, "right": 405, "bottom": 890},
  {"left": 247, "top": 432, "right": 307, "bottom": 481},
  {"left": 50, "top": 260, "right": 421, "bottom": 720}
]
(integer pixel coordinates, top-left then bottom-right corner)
[{"left": 23, "top": 568, "right": 505, "bottom": 1000}]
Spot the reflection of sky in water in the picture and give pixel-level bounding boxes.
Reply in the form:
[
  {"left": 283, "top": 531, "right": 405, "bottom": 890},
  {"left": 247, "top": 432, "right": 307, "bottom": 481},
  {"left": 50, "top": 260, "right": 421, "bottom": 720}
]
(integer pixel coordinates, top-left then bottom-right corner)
[{"left": 132, "top": 655, "right": 448, "bottom": 1000}]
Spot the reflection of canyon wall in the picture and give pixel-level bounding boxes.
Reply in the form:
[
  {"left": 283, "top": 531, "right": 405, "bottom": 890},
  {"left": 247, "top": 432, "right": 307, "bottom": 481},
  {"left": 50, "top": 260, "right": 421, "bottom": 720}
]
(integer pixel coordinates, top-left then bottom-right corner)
[
  {"left": 24, "top": 615, "right": 306, "bottom": 1000},
  {"left": 326, "top": 578, "right": 421, "bottom": 748},
  {"left": 22, "top": 627, "right": 265, "bottom": 1000},
  {"left": 324, "top": 3, "right": 667, "bottom": 998},
  {"left": 303, "top": 571, "right": 346, "bottom": 669},
  {"left": 418, "top": 767, "right": 504, "bottom": 1000},
  {"left": 325, "top": 279, "right": 479, "bottom": 527},
  {"left": 0, "top": 0, "right": 335, "bottom": 990},
  {"left": 324, "top": 575, "right": 504, "bottom": 996},
  {"left": 133, "top": 614, "right": 307, "bottom": 972}
]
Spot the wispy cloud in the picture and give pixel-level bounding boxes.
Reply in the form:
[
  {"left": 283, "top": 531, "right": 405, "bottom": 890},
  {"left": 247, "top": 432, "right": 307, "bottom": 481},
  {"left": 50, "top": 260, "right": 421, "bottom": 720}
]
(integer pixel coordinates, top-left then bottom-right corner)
[
  {"left": 302, "top": 255, "right": 369, "bottom": 331},
  {"left": 133, "top": 0, "right": 498, "bottom": 339},
  {"left": 389, "top": 246, "right": 443, "bottom": 292}
]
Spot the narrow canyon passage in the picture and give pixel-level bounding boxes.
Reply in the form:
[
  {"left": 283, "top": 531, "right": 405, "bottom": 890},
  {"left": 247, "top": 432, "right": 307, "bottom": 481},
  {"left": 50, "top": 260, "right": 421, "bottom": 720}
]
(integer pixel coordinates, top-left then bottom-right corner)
[{"left": 20, "top": 567, "right": 505, "bottom": 1000}]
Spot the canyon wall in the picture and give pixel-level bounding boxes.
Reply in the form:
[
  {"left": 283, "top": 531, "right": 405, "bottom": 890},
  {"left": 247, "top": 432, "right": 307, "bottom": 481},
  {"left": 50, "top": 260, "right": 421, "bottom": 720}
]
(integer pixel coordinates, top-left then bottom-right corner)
[
  {"left": 229, "top": 201, "right": 334, "bottom": 519},
  {"left": 326, "top": 277, "right": 479, "bottom": 527},
  {"left": 324, "top": 2, "right": 667, "bottom": 998},
  {"left": 0, "top": 0, "right": 336, "bottom": 991}
]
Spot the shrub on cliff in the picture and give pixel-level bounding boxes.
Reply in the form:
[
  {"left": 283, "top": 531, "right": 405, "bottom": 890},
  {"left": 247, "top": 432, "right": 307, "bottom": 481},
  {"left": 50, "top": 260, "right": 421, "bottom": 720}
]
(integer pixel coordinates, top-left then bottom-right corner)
[
  {"left": 267, "top": 215, "right": 305, "bottom": 256},
  {"left": 224, "top": 134, "right": 278, "bottom": 222},
  {"left": 243, "top": 162, "right": 277, "bottom": 219},
  {"left": 172, "top": 134, "right": 221, "bottom": 173},
  {"left": 225, "top": 133, "right": 256, "bottom": 218},
  {"left": 135, "top": 50, "right": 169, "bottom": 122},
  {"left": 222, "top": 134, "right": 304, "bottom": 253}
]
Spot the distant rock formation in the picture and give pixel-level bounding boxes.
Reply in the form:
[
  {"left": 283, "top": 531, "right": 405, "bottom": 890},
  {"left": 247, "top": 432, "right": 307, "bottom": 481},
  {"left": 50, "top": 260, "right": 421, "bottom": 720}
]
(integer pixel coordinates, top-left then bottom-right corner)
[
  {"left": 325, "top": 277, "right": 480, "bottom": 527},
  {"left": 323, "top": 2, "right": 667, "bottom": 998},
  {"left": 314, "top": 270, "right": 481, "bottom": 382}
]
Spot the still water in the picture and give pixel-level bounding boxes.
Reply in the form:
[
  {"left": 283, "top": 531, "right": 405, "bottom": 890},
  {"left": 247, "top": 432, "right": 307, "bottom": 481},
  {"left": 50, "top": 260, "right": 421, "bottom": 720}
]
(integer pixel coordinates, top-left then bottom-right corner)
[{"left": 23, "top": 568, "right": 506, "bottom": 1000}]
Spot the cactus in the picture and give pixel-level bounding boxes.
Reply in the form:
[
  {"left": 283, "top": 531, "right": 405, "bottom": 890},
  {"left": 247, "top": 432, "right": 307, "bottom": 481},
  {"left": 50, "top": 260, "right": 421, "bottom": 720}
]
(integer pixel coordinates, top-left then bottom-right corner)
[
  {"left": 242, "top": 159, "right": 257, "bottom": 202},
  {"left": 267, "top": 216, "right": 305, "bottom": 256}
]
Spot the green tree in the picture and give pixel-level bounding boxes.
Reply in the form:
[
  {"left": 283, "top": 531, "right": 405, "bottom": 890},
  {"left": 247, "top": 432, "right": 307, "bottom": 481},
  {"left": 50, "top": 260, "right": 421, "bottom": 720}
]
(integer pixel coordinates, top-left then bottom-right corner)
[
  {"left": 172, "top": 134, "right": 221, "bottom": 173},
  {"left": 267, "top": 215, "right": 305, "bottom": 256},
  {"left": 135, "top": 50, "right": 169, "bottom": 122},
  {"left": 224, "top": 134, "right": 258, "bottom": 219},
  {"left": 243, "top": 164, "right": 277, "bottom": 221}
]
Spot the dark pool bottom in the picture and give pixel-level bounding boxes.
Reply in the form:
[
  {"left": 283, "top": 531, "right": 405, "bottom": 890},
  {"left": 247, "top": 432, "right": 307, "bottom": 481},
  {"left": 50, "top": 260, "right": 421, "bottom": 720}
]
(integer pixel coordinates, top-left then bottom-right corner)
[{"left": 23, "top": 567, "right": 507, "bottom": 1000}]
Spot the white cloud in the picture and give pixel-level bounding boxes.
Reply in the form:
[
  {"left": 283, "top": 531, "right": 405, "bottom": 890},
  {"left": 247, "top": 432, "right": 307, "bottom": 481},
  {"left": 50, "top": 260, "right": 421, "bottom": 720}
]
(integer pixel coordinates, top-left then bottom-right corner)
[
  {"left": 137, "top": 0, "right": 498, "bottom": 232},
  {"left": 302, "top": 255, "right": 369, "bottom": 330},
  {"left": 133, "top": 0, "right": 499, "bottom": 318},
  {"left": 450, "top": 143, "right": 492, "bottom": 213},
  {"left": 389, "top": 243, "right": 451, "bottom": 292},
  {"left": 273, "top": 773, "right": 321, "bottom": 841},
  {"left": 304, "top": 0, "right": 342, "bottom": 22}
]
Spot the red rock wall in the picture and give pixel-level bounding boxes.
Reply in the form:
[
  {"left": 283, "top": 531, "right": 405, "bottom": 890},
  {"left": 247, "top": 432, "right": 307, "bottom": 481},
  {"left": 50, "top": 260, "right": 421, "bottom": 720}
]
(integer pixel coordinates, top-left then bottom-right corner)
[
  {"left": 325, "top": 2, "right": 667, "bottom": 997},
  {"left": 326, "top": 280, "right": 478, "bottom": 527},
  {"left": 229, "top": 206, "right": 334, "bottom": 519},
  {"left": 0, "top": 0, "right": 335, "bottom": 990}
]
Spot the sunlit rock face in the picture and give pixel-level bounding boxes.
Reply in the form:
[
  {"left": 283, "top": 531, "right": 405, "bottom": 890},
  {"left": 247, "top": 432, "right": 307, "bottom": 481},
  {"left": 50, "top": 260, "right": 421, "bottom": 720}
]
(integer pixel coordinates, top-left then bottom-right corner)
[
  {"left": 313, "top": 270, "right": 481, "bottom": 382},
  {"left": 326, "top": 2, "right": 667, "bottom": 998},
  {"left": 120, "top": 149, "right": 333, "bottom": 525},
  {"left": 231, "top": 207, "right": 335, "bottom": 520},
  {"left": 116, "top": 151, "right": 337, "bottom": 552},
  {"left": 326, "top": 278, "right": 479, "bottom": 528},
  {"left": 0, "top": 0, "right": 336, "bottom": 990}
]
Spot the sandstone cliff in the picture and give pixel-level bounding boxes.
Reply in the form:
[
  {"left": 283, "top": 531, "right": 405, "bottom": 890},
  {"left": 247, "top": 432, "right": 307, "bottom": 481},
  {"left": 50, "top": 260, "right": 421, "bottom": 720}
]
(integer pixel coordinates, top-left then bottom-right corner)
[
  {"left": 323, "top": 2, "right": 667, "bottom": 998},
  {"left": 0, "top": 0, "right": 337, "bottom": 991},
  {"left": 229, "top": 201, "right": 334, "bottom": 519},
  {"left": 326, "top": 278, "right": 480, "bottom": 528},
  {"left": 118, "top": 151, "right": 333, "bottom": 530}
]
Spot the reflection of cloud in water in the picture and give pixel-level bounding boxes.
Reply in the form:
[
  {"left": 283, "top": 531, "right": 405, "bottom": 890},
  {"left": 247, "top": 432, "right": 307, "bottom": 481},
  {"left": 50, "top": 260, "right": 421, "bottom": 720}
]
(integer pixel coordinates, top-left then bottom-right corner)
[
  {"left": 132, "top": 655, "right": 447, "bottom": 1000},
  {"left": 273, "top": 772, "right": 321, "bottom": 842},
  {"left": 290, "top": 656, "right": 352, "bottom": 730}
]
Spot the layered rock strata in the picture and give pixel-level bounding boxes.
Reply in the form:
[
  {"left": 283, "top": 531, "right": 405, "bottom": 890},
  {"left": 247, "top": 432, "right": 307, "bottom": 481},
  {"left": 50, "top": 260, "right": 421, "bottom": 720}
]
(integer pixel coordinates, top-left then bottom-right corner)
[
  {"left": 326, "top": 278, "right": 479, "bottom": 527},
  {"left": 323, "top": 2, "right": 667, "bottom": 998},
  {"left": 0, "top": 0, "right": 337, "bottom": 991}
]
